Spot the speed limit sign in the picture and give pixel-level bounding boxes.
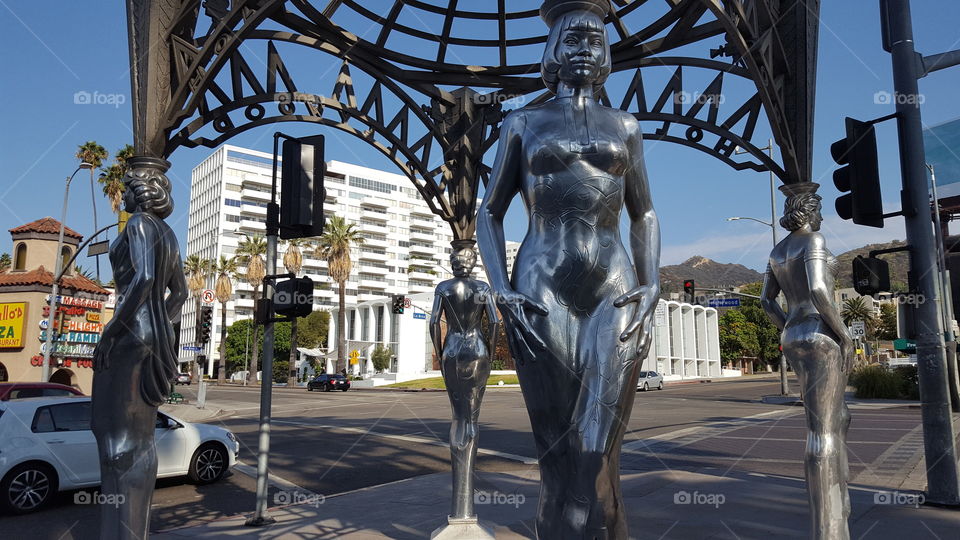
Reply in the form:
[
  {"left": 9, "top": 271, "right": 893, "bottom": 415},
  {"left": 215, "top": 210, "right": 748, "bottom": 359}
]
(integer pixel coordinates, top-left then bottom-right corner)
[
  {"left": 851, "top": 320, "right": 866, "bottom": 338},
  {"left": 201, "top": 289, "right": 215, "bottom": 305}
]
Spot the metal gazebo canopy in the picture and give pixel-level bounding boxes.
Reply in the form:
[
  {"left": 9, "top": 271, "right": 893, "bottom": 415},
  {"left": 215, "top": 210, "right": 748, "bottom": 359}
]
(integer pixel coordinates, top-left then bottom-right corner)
[{"left": 126, "top": 0, "right": 821, "bottom": 240}]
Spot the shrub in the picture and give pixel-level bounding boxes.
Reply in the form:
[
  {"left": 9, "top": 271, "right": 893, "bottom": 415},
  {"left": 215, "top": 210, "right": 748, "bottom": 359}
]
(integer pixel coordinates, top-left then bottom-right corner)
[
  {"left": 892, "top": 365, "right": 920, "bottom": 400},
  {"left": 371, "top": 345, "right": 392, "bottom": 373},
  {"left": 851, "top": 365, "right": 906, "bottom": 399}
]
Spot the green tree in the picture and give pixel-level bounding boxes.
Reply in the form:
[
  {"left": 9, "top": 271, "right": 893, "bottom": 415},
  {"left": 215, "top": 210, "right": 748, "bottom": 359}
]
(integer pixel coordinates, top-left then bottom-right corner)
[
  {"left": 223, "top": 318, "right": 291, "bottom": 378},
  {"left": 736, "top": 282, "right": 780, "bottom": 365},
  {"left": 876, "top": 303, "right": 898, "bottom": 340},
  {"left": 1, "top": 252, "right": 12, "bottom": 273},
  {"left": 236, "top": 234, "right": 267, "bottom": 383},
  {"left": 841, "top": 297, "right": 871, "bottom": 327},
  {"left": 316, "top": 217, "right": 364, "bottom": 373},
  {"left": 719, "top": 309, "right": 760, "bottom": 364},
  {"left": 371, "top": 345, "right": 392, "bottom": 373},
  {"left": 98, "top": 144, "right": 134, "bottom": 214},
  {"left": 297, "top": 310, "right": 330, "bottom": 349}
]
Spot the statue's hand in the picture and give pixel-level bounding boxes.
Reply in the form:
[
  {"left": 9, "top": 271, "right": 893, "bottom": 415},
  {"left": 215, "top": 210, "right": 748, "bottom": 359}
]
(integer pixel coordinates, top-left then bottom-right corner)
[
  {"left": 840, "top": 334, "right": 855, "bottom": 373},
  {"left": 496, "top": 290, "right": 549, "bottom": 361},
  {"left": 614, "top": 286, "right": 658, "bottom": 343}
]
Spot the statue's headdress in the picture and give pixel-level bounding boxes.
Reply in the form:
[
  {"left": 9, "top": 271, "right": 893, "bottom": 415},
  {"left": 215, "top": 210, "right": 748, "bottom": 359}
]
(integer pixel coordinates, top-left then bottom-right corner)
[{"left": 540, "top": 0, "right": 612, "bottom": 25}]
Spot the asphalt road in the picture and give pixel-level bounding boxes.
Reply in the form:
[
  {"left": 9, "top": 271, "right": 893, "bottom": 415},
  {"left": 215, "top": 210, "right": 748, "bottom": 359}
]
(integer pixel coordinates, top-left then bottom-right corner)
[{"left": 2, "top": 374, "right": 929, "bottom": 539}]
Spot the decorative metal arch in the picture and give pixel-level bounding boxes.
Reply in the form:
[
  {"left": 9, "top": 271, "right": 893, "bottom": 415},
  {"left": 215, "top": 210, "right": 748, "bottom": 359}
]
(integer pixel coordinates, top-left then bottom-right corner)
[{"left": 127, "top": 0, "right": 820, "bottom": 240}]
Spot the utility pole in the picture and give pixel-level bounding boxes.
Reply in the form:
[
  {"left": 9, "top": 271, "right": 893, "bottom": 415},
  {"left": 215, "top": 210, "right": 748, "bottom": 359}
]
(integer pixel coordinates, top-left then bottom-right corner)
[{"left": 882, "top": 0, "right": 960, "bottom": 505}]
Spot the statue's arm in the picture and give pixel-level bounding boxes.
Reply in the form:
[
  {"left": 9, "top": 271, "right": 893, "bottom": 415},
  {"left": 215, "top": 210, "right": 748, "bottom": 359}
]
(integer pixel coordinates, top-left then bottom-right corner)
[
  {"left": 105, "top": 215, "right": 156, "bottom": 336},
  {"left": 429, "top": 289, "right": 444, "bottom": 358},
  {"left": 483, "top": 284, "right": 500, "bottom": 357},
  {"left": 615, "top": 115, "right": 661, "bottom": 343},
  {"left": 166, "top": 252, "right": 189, "bottom": 324},
  {"left": 805, "top": 235, "right": 853, "bottom": 361},
  {"left": 761, "top": 262, "right": 786, "bottom": 330},
  {"left": 477, "top": 111, "right": 524, "bottom": 295}
]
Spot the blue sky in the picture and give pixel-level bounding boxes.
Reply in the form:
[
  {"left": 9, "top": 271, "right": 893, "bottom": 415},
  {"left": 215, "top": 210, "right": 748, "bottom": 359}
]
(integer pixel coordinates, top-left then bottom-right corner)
[{"left": 2, "top": 1, "right": 960, "bottom": 277}]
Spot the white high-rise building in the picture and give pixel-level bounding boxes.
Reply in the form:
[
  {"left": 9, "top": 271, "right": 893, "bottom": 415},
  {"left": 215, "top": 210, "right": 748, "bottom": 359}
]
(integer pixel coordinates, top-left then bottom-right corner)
[{"left": 181, "top": 144, "right": 454, "bottom": 375}]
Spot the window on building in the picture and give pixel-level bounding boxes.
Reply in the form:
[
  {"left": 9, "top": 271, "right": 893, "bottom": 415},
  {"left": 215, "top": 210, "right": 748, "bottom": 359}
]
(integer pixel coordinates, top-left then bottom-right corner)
[
  {"left": 226, "top": 215, "right": 241, "bottom": 222},
  {"left": 225, "top": 198, "right": 242, "bottom": 207},
  {"left": 61, "top": 246, "right": 72, "bottom": 275},
  {"left": 349, "top": 176, "right": 395, "bottom": 194},
  {"left": 13, "top": 242, "right": 26, "bottom": 270}
]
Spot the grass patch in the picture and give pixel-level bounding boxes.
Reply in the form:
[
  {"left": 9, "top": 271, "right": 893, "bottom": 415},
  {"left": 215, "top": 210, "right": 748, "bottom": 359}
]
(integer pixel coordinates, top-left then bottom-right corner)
[
  {"left": 383, "top": 374, "right": 520, "bottom": 389},
  {"left": 850, "top": 364, "right": 919, "bottom": 399}
]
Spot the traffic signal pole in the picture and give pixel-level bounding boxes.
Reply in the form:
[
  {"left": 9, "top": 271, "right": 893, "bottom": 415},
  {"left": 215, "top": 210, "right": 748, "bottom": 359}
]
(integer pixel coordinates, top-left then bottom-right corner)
[{"left": 882, "top": 0, "right": 960, "bottom": 504}]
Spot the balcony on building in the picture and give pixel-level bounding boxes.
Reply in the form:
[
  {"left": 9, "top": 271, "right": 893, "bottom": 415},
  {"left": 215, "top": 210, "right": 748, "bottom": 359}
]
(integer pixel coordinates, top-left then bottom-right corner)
[
  {"left": 409, "top": 228, "right": 434, "bottom": 243},
  {"left": 408, "top": 242, "right": 434, "bottom": 256}
]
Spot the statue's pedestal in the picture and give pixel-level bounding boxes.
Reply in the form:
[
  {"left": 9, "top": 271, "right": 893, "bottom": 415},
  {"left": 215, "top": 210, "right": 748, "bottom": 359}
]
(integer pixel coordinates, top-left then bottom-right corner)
[{"left": 430, "top": 516, "right": 496, "bottom": 540}]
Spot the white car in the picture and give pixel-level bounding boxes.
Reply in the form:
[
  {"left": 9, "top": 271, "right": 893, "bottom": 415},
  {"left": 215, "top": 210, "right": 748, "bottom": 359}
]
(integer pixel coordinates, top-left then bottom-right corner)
[{"left": 0, "top": 396, "right": 239, "bottom": 514}]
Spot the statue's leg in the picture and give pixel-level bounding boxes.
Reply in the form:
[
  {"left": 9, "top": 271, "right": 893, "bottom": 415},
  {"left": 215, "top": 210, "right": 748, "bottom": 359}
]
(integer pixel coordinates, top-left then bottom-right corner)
[
  {"left": 513, "top": 325, "right": 579, "bottom": 539},
  {"left": 790, "top": 334, "right": 851, "bottom": 540},
  {"left": 563, "top": 301, "right": 640, "bottom": 539},
  {"left": 92, "top": 351, "right": 159, "bottom": 540}
]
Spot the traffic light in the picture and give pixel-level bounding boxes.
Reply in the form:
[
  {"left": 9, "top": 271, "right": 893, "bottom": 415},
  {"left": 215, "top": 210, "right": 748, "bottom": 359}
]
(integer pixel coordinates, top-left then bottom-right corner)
[
  {"left": 197, "top": 306, "right": 213, "bottom": 346},
  {"left": 683, "top": 279, "right": 695, "bottom": 303},
  {"left": 280, "top": 135, "right": 326, "bottom": 239},
  {"left": 392, "top": 295, "right": 405, "bottom": 314},
  {"left": 832, "top": 117, "right": 883, "bottom": 227},
  {"left": 852, "top": 255, "right": 890, "bottom": 296},
  {"left": 274, "top": 277, "right": 314, "bottom": 318}
]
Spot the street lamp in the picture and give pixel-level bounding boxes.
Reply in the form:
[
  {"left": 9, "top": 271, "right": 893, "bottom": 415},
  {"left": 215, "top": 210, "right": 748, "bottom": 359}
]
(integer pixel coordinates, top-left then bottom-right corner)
[{"left": 42, "top": 162, "right": 94, "bottom": 382}]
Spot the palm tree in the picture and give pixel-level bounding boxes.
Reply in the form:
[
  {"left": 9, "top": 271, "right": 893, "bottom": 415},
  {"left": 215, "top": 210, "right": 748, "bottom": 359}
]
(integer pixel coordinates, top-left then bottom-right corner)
[
  {"left": 184, "top": 255, "right": 212, "bottom": 377},
  {"left": 214, "top": 255, "right": 238, "bottom": 385},
  {"left": 98, "top": 144, "right": 135, "bottom": 214},
  {"left": 316, "top": 217, "right": 364, "bottom": 373},
  {"left": 236, "top": 234, "right": 267, "bottom": 383},
  {"left": 283, "top": 238, "right": 309, "bottom": 387},
  {"left": 73, "top": 265, "right": 95, "bottom": 281},
  {"left": 841, "top": 297, "right": 872, "bottom": 327},
  {"left": 76, "top": 141, "right": 108, "bottom": 169},
  {"left": 0, "top": 253, "right": 10, "bottom": 273}
]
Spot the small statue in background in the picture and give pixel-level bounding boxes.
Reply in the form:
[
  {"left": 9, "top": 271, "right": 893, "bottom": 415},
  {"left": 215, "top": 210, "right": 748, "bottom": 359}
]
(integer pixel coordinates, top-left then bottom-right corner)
[
  {"left": 92, "top": 157, "right": 188, "bottom": 540},
  {"left": 761, "top": 182, "right": 853, "bottom": 540},
  {"left": 429, "top": 240, "right": 498, "bottom": 539}
]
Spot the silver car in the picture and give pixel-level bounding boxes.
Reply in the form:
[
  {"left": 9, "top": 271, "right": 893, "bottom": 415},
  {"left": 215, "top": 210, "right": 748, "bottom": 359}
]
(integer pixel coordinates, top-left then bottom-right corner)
[{"left": 637, "top": 371, "right": 664, "bottom": 391}]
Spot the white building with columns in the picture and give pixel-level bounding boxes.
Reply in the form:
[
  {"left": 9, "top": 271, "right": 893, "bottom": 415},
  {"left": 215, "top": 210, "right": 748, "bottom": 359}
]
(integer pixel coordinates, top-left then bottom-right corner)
[
  {"left": 180, "top": 144, "right": 454, "bottom": 376},
  {"left": 324, "top": 296, "right": 726, "bottom": 385}
]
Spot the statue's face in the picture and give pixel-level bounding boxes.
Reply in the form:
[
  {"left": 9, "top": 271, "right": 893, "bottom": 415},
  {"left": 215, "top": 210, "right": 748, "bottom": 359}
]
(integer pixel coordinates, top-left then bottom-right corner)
[
  {"left": 810, "top": 199, "right": 823, "bottom": 231},
  {"left": 450, "top": 248, "right": 476, "bottom": 278},
  {"left": 556, "top": 13, "right": 606, "bottom": 87},
  {"left": 122, "top": 182, "right": 138, "bottom": 213}
]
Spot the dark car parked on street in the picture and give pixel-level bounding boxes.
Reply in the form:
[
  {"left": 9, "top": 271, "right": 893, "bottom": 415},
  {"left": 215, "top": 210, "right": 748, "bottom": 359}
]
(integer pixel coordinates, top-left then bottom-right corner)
[{"left": 307, "top": 374, "right": 351, "bottom": 392}]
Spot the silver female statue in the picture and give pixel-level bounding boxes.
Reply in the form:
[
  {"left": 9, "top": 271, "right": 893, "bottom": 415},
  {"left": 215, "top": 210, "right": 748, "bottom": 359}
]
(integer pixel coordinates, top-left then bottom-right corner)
[
  {"left": 429, "top": 241, "right": 498, "bottom": 536},
  {"left": 477, "top": 1, "right": 660, "bottom": 537},
  {"left": 92, "top": 157, "right": 188, "bottom": 540},
  {"left": 761, "top": 183, "right": 852, "bottom": 540}
]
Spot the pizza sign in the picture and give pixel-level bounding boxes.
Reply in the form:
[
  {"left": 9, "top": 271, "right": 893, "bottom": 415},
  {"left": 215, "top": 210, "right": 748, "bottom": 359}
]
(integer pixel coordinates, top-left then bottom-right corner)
[{"left": 0, "top": 302, "right": 27, "bottom": 348}]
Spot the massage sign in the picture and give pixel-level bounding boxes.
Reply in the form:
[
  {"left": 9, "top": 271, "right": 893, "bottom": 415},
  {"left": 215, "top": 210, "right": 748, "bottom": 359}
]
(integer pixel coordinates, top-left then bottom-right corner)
[{"left": 34, "top": 294, "right": 105, "bottom": 368}]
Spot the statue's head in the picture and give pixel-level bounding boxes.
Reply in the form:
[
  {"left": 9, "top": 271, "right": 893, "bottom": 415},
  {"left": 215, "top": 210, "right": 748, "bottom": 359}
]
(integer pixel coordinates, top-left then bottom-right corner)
[
  {"left": 450, "top": 240, "right": 477, "bottom": 278},
  {"left": 540, "top": 0, "right": 612, "bottom": 94},
  {"left": 779, "top": 182, "right": 822, "bottom": 232},
  {"left": 123, "top": 156, "right": 174, "bottom": 219}
]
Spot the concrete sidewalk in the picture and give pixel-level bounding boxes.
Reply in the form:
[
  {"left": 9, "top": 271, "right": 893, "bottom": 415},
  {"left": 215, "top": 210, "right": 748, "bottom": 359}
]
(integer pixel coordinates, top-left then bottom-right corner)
[{"left": 153, "top": 467, "right": 956, "bottom": 539}]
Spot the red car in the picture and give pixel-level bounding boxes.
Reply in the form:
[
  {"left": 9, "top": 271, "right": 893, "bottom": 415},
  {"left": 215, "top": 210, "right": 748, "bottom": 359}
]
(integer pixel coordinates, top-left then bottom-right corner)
[{"left": 0, "top": 382, "right": 84, "bottom": 401}]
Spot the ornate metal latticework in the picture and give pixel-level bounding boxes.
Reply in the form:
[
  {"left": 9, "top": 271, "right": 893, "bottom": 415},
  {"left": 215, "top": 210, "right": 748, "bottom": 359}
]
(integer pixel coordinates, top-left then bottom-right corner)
[{"left": 126, "top": 0, "right": 820, "bottom": 240}]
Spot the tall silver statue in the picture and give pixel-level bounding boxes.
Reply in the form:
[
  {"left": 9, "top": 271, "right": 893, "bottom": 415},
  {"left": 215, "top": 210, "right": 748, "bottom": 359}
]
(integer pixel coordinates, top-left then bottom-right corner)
[
  {"left": 429, "top": 241, "right": 498, "bottom": 539},
  {"left": 761, "top": 183, "right": 853, "bottom": 540},
  {"left": 92, "top": 157, "right": 188, "bottom": 540},
  {"left": 476, "top": 0, "right": 660, "bottom": 537}
]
